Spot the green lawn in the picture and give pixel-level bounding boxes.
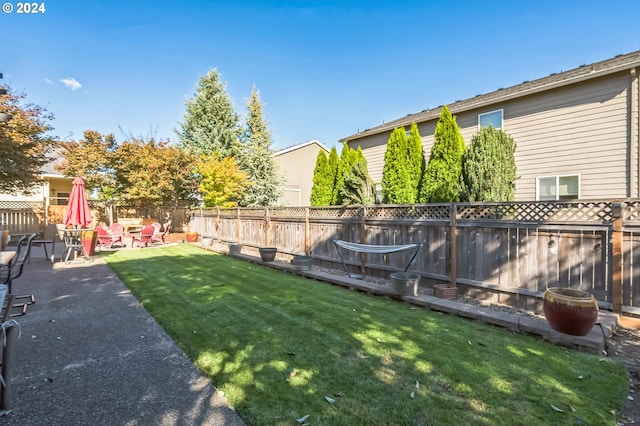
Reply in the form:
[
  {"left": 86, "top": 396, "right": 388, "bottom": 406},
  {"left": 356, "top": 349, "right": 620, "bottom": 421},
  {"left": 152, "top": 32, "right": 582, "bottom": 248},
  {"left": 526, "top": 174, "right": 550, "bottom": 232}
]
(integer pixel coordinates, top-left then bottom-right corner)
[{"left": 102, "top": 244, "right": 628, "bottom": 426}]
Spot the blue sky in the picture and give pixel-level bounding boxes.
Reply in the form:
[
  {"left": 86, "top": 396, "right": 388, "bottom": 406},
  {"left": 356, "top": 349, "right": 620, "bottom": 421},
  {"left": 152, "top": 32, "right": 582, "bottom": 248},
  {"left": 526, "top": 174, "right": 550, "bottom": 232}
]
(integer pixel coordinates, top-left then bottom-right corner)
[{"left": 3, "top": 0, "right": 640, "bottom": 150}]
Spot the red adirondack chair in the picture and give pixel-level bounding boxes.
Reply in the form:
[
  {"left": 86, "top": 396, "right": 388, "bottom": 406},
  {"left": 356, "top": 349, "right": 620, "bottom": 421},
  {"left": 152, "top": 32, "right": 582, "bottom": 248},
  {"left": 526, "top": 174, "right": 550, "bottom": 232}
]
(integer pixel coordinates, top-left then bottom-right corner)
[
  {"left": 131, "top": 225, "right": 155, "bottom": 248},
  {"left": 96, "top": 226, "right": 111, "bottom": 249},
  {"left": 109, "top": 223, "right": 125, "bottom": 248},
  {"left": 151, "top": 222, "right": 171, "bottom": 245}
]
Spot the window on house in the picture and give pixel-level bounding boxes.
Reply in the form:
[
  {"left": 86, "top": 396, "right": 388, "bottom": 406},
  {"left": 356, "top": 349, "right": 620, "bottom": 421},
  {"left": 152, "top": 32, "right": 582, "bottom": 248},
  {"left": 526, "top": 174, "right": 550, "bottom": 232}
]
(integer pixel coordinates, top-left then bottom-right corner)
[
  {"left": 536, "top": 175, "right": 580, "bottom": 201},
  {"left": 478, "top": 109, "right": 503, "bottom": 130},
  {"left": 56, "top": 192, "right": 69, "bottom": 206}
]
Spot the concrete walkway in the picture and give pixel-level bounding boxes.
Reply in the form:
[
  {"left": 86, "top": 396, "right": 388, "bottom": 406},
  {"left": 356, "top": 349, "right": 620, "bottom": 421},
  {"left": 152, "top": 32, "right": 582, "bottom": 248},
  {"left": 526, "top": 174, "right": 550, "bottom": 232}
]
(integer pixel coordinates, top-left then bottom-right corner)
[{"left": 1, "top": 245, "right": 245, "bottom": 425}]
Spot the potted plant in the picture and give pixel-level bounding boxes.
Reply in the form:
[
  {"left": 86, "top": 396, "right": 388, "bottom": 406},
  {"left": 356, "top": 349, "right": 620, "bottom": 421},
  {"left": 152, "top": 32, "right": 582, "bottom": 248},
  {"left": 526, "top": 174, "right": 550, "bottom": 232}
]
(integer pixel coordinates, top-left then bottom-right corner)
[
  {"left": 543, "top": 287, "right": 598, "bottom": 336},
  {"left": 185, "top": 230, "right": 198, "bottom": 242},
  {"left": 390, "top": 272, "right": 421, "bottom": 297},
  {"left": 292, "top": 255, "right": 313, "bottom": 271},
  {"left": 259, "top": 247, "right": 277, "bottom": 262},
  {"left": 228, "top": 243, "right": 242, "bottom": 255}
]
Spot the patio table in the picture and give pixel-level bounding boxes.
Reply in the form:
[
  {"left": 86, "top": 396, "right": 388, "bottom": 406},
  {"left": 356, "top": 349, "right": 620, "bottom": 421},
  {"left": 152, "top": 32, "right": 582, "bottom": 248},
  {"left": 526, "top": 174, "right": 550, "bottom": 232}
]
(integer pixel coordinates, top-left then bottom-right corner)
[{"left": 63, "top": 229, "right": 94, "bottom": 262}]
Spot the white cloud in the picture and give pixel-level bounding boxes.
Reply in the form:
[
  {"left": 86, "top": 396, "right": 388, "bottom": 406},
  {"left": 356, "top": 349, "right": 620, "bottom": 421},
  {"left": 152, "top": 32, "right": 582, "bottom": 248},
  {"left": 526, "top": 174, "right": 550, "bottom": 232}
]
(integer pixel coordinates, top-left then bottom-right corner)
[
  {"left": 44, "top": 78, "right": 53, "bottom": 85},
  {"left": 60, "top": 77, "right": 82, "bottom": 91}
]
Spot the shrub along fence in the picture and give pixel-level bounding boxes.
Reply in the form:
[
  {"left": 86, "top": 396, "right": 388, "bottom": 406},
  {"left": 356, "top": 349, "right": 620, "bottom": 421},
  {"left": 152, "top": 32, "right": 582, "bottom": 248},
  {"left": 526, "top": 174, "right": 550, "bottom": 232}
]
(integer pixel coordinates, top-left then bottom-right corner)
[{"left": 189, "top": 200, "right": 640, "bottom": 317}]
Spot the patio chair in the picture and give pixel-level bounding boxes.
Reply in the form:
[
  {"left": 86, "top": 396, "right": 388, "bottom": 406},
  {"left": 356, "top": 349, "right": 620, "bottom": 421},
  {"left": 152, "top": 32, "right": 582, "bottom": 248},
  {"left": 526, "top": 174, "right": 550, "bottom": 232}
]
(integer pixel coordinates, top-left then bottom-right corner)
[
  {"left": 32, "top": 224, "right": 60, "bottom": 263},
  {"left": 151, "top": 221, "right": 170, "bottom": 245},
  {"left": 150, "top": 222, "right": 162, "bottom": 234},
  {"left": 1, "top": 233, "right": 37, "bottom": 294},
  {"left": 109, "top": 223, "right": 125, "bottom": 248},
  {"left": 96, "top": 226, "right": 111, "bottom": 249},
  {"left": 131, "top": 225, "right": 155, "bottom": 248}
]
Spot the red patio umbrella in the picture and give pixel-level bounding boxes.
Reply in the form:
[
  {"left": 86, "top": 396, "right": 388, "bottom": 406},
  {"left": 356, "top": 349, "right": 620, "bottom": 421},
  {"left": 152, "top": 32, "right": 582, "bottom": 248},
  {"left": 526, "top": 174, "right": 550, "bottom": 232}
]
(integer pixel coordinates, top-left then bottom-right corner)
[{"left": 63, "top": 177, "right": 92, "bottom": 228}]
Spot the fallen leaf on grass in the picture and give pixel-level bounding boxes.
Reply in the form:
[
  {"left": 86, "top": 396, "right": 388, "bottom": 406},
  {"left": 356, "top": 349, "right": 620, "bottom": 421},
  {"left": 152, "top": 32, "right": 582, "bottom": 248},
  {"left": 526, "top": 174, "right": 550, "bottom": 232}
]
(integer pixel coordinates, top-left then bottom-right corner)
[
  {"left": 325, "top": 396, "right": 336, "bottom": 404},
  {"left": 550, "top": 404, "right": 564, "bottom": 413},
  {"left": 334, "top": 392, "right": 345, "bottom": 397},
  {"left": 410, "top": 391, "right": 415, "bottom": 399},
  {"left": 296, "top": 414, "right": 310, "bottom": 423},
  {"left": 415, "top": 380, "right": 420, "bottom": 390}
]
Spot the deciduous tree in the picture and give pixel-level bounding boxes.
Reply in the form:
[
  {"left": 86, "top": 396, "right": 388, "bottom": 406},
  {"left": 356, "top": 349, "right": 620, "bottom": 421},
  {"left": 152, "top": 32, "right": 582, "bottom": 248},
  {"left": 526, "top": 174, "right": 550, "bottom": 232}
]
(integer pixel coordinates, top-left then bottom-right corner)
[
  {"left": 198, "top": 156, "right": 248, "bottom": 207},
  {"left": 0, "top": 85, "right": 56, "bottom": 194}
]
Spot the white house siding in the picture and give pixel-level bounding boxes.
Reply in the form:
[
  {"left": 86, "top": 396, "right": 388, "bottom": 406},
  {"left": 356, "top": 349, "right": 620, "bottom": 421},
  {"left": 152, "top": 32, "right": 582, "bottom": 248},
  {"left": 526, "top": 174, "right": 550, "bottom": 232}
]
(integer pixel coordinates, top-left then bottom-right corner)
[{"left": 349, "top": 70, "right": 634, "bottom": 201}]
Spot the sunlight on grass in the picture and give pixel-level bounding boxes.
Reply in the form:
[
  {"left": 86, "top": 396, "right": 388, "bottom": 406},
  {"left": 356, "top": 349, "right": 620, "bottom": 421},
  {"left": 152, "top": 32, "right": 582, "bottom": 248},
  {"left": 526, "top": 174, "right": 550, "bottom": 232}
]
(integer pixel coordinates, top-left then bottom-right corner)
[{"left": 102, "top": 244, "right": 630, "bottom": 426}]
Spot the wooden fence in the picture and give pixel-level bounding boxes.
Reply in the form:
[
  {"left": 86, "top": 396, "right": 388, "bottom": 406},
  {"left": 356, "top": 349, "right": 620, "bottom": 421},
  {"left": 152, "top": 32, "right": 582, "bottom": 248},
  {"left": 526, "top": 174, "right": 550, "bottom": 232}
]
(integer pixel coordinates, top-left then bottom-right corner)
[
  {"left": 189, "top": 200, "right": 640, "bottom": 316},
  {"left": 0, "top": 201, "right": 191, "bottom": 234}
]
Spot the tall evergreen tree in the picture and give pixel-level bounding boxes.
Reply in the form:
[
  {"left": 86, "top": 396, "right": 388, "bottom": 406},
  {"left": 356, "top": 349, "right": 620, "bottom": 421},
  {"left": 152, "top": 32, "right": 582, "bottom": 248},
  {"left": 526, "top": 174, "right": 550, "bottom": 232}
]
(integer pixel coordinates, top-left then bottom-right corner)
[
  {"left": 381, "top": 127, "right": 412, "bottom": 204},
  {"left": 237, "top": 86, "right": 282, "bottom": 207},
  {"left": 419, "top": 106, "right": 466, "bottom": 202},
  {"left": 310, "top": 150, "right": 333, "bottom": 206},
  {"left": 406, "top": 123, "right": 425, "bottom": 203},
  {"left": 333, "top": 142, "right": 357, "bottom": 205},
  {"left": 340, "top": 147, "right": 374, "bottom": 205},
  {"left": 461, "top": 126, "right": 517, "bottom": 202},
  {"left": 327, "top": 146, "right": 340, "bottom": 204},
  {"left": 177, "top": 68, "right": 240, "bottom": 158}
]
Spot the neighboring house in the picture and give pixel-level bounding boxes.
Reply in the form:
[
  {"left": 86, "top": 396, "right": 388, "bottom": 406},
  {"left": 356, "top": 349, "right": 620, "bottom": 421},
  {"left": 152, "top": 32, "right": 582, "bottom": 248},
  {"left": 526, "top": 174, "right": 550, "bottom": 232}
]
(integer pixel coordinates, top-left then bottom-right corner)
[
  {"left": 0, "top": 155, "right": 73, "bottom": 204},
  {"left": 343, "top": 50, "right": 640, "bottom": 201},
  {"left": 273, "top": 140, "right": 329, "bottom": 207}
]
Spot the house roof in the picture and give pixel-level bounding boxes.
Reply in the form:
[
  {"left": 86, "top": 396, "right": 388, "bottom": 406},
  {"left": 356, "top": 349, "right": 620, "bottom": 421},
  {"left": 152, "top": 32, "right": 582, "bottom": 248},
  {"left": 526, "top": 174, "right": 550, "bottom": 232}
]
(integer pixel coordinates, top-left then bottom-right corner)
[
  {"left": 342, "top": 50, "right": 640, "bottom": 142},
  {"left": 274, "top": 139, "right": 330, "bottom": 156}
]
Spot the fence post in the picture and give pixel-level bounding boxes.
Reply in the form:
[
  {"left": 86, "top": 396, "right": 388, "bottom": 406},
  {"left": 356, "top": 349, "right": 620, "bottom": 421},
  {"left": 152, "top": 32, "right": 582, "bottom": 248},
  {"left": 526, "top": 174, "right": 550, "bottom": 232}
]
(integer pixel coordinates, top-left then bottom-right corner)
[
  {"left": 611, "top": 202, "right": 624, "bottom": 313},
  {"left": 450, "top": 203, "right": 458, "bottom": 288},
  {"left": 216, "top": 207, "right": 221, "bottom": 242},
  {"left": 360, "top": 206, "right": 367, "bottom": 276},
  {"left": 236, "top": 207, "right": 241, "bottom": 244},
  {"left": 265, "top": 207, "right": 271, "bottom": 247},
  {"left": 305, "top": 207, "right": 310, "bottom": 255}
]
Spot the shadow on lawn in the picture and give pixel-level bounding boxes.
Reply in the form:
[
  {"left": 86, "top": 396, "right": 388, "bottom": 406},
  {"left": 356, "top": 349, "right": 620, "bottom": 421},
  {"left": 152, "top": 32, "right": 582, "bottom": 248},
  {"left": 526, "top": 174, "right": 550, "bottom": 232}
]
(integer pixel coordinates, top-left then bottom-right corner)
[{"left": 102, "top": 246, "right": 627, "bottom": 425}]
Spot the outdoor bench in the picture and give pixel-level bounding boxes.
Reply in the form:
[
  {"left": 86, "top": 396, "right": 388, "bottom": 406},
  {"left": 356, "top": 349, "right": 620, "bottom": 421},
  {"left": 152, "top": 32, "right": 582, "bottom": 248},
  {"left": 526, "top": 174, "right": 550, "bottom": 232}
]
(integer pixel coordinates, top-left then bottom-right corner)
[{"left": 332, "top": 239, "right": 423, "bottom": 279}]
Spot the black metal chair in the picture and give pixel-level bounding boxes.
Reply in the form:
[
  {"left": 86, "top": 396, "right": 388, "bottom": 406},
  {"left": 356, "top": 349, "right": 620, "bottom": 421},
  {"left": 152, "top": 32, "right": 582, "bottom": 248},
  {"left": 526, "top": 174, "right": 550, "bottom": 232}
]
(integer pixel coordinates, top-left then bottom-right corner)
[{"left": 1, "top": 233, "right": 37, "bottom": 294}]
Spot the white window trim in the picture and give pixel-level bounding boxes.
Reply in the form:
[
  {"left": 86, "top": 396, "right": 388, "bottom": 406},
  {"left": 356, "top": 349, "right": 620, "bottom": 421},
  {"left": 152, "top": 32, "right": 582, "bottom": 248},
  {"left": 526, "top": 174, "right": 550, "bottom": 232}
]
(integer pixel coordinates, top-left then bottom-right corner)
[
  {"left": 478, "top": 109, "right": 504, "bottom": 130},
  {"left": 536, "top": 174, "right": 581, "bottom": 201}
]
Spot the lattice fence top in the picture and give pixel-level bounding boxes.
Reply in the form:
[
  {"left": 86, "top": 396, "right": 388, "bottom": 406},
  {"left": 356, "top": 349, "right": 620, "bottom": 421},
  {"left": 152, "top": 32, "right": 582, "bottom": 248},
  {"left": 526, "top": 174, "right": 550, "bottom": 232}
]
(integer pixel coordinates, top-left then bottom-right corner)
[
  {"left": 365, "top": 205, "right": 451, "bottom": 220},
  {"left": 457, "top": 201, "right": 613, "bottom": 224},
  {"left": 0, "top": 201, "right": 44, "bottom": 210},
  {"left": 308, "top": 207, "right": 361, "bottom": 218},
  {"left": 189, "top": 200, "right": 633, "bottom": 225},
  {"left": 269, "top": 207, "right": 307, "bottom": 218}
]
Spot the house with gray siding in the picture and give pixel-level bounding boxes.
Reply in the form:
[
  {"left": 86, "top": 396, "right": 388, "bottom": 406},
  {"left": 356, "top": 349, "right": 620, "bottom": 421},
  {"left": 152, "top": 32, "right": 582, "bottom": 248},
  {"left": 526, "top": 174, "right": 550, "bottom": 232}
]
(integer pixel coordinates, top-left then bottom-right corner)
[
  {"left": 342, "top": 50, "right": 640, "bottom": 201},
  {"left": 274, "top": 140, "right": 329, "bottom": 206}
]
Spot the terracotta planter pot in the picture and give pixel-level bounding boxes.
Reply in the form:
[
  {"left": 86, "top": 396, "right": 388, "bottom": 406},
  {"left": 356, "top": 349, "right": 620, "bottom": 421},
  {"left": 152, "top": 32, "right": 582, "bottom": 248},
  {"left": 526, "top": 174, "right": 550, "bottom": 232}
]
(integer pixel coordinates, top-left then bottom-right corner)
[
  {"left": 543, "top": 287, "right": 598, "bottom": 336},
  {"left": 390, "top": 272, "right": 420, "bottom": 296},
  {"left": 259, "top": 247, "right": 277, "bottom": 262},
  {"left": 185, "top": 231, "right": 198, "bottom": 242}
]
